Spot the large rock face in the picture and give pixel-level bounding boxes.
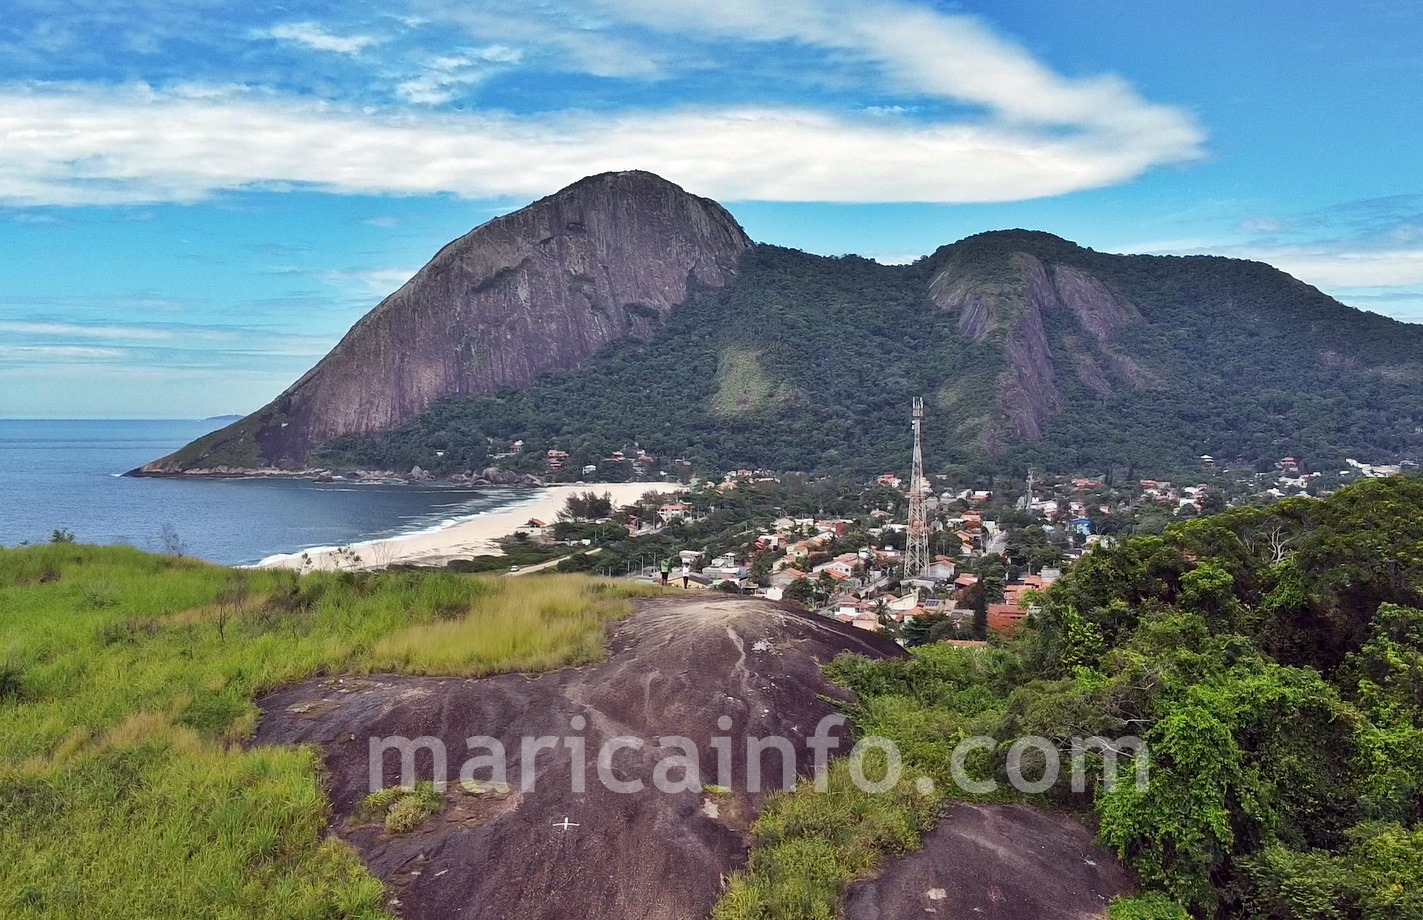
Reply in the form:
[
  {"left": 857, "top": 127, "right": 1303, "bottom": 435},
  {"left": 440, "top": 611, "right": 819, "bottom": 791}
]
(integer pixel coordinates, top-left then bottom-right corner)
[
  {"left": 928, "top": 237, "right": 1146, "bottom": 448},
  {"left": 138, "top": 171, "right": 752, "bottom": 472}
]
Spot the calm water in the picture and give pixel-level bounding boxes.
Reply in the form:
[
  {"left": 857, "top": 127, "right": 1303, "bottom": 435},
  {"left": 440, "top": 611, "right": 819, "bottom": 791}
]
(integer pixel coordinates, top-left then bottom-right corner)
[{"left": 0, "top": 419, "right": 535, "bottom": 565}]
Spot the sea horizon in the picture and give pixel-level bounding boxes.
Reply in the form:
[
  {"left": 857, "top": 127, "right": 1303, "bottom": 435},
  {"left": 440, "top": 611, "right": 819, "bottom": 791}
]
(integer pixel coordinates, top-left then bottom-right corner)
[{"left": 0, "top": 418, "right": 539, "bottom": 565}]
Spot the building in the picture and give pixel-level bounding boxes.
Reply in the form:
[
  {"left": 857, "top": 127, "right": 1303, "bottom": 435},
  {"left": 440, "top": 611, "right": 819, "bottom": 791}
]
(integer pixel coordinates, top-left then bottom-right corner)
[
  {"left": 658, "top": 502, "right": 691, "bottom": 524},
  {"left": 987, "top": 603, "right": 1028, "bottom": 636}
]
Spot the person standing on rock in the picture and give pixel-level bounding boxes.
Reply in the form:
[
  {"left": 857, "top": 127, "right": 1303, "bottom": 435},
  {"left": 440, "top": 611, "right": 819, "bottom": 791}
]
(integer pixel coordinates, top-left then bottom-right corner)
[
  {"left": 680, "top": 562, "right": 691, "bottom": 589},
  {"left": 660, "top": 558, "right": 670, "bottom": 587}
]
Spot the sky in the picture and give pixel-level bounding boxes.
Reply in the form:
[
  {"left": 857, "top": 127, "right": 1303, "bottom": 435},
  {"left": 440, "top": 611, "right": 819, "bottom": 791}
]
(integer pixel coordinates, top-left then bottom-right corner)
[{"left": 1, "top": 0, "right": 1421, "bottom": 417}]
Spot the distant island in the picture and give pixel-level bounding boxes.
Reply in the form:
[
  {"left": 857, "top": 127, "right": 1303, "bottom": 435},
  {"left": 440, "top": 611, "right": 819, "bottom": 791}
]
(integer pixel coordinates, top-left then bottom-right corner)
[{"left": 202, "top": 414, "right": 244, "bottom": 423}]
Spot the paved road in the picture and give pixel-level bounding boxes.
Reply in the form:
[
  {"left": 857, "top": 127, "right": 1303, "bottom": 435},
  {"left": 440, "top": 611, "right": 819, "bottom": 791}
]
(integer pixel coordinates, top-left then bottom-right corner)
[{"left": 503, "top": 547, "right": 601, "bottom": 577}]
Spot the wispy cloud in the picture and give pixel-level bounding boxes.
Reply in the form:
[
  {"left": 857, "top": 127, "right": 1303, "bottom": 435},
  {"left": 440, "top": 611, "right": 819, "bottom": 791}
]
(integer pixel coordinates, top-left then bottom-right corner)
[
  {"left": 396, "top": 45, "right": 523, "bottom": 104},
  {"left": 262, "top": 22, "right": 381, "bottom": 56},
  {"left": 0, "top": 320, "right": 173, "bottom": 341},
  {"left": 0, "top": 344, "right": 125, "bottom": 359},
  {"left": 1128, "top": 195, "right": 1423, "bottom": 322},
  {"left": 586, "top": 0, "right": 1195, "bottom": 135},
  {"left": 1237, "top": 245, "right": 1423, "bottom": 289}
]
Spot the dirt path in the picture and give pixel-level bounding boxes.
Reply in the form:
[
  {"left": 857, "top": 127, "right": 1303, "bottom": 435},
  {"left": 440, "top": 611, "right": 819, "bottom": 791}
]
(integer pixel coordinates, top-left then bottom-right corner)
[{"left": 254, "top": 597, "right": 903, "bottom": 920}]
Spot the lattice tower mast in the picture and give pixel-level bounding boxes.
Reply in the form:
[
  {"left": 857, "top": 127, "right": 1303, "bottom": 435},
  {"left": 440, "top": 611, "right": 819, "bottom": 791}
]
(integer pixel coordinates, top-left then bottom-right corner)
[{"left": 905, "top": 397, "right": 929, "bottom": 578}]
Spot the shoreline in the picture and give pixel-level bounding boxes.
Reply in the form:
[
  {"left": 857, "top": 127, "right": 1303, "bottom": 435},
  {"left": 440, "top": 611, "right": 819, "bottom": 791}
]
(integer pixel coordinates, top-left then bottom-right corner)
[{"left": 252, "top": 482, "right": 684, "bottom": 571}]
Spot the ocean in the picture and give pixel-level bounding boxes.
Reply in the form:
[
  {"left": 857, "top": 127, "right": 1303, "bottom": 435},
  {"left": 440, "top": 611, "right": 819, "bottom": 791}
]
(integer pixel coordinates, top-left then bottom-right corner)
[{"left": 0, "top": 419, "right": 536, "bottom": 565}]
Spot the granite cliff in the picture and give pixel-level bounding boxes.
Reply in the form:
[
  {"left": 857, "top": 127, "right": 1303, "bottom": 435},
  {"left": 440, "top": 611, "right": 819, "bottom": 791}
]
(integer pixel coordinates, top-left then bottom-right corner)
[{"left": 136, "top": 171, "right": 751, "bottom": 473}]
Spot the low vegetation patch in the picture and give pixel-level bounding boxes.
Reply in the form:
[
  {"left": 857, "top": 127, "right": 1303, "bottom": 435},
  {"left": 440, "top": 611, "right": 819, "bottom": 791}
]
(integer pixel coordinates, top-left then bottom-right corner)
[
  {"left": 357, "top": 782, "right": 444, "bottom": 835},
  {"left": 0, "top": 543, "right": 645, "bottom": 919}
]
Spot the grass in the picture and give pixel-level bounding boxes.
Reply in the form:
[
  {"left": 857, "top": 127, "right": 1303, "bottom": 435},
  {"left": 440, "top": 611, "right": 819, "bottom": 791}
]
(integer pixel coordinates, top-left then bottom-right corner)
[
  {"left": 0, "top": 543, "right": 648, "bottom": 919},
  {"left": 356, "top": 782, "right": 444, "bottom": 835},
  {"left": 711, "top": 345, "right": 787, "bottom": 418},
  {"left": 369, "top": 576, "right": 650, "bottom": 675},
  {"left": 712, "top": 760, "right": 939, "bottom": 920},
  {"left": 711, "top": 644, "right": 1025, "bottom": 920}
]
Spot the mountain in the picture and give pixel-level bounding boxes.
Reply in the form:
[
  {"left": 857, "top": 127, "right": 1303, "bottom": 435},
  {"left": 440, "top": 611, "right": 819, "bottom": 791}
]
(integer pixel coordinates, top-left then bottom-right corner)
[
  {"left": 138, "top": 172, "right": 1423, "bottom": 479},
  {"left": 136, "top": 171, "right": 750, "bottom": 474}
]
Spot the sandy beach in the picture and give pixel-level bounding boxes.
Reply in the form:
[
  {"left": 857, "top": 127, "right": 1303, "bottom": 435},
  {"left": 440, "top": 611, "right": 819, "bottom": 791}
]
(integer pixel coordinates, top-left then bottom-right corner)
[{"left": 254, "top": 482, "right": 684, "bottom": 571}]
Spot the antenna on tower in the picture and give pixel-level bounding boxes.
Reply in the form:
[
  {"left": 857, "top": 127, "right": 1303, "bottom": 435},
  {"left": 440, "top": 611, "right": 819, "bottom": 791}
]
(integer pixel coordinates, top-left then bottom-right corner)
[{"left": 905, "top": 397, "right": 929, "bottom": 579}]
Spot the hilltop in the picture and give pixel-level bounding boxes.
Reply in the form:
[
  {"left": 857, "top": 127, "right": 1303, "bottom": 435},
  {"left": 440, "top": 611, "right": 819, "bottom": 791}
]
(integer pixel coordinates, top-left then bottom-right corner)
[{"left": 138, "top": 173, "right": 1423, "bottom": 480}]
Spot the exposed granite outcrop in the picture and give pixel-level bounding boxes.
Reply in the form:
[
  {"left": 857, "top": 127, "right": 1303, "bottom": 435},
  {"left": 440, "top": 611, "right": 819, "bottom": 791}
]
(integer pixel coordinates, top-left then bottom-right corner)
[
  {"left": 928, "top": 242, "right": 1144, "bottom": 444},
  {"left": 137, "top": 171, "right": 751, "bottom": 473}
]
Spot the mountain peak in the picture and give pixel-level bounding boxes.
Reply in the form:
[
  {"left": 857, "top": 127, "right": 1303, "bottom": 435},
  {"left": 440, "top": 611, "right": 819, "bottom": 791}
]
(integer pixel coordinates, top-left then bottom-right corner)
[{"left": 136, "top": 170, "right": 752, "bottom": 473}]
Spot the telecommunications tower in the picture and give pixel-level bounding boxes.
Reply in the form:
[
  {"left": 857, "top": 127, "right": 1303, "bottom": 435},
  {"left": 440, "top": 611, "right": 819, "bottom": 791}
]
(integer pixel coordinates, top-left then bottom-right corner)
[{"left": 905, "top": 396, "right": 929, "bottom": 578}]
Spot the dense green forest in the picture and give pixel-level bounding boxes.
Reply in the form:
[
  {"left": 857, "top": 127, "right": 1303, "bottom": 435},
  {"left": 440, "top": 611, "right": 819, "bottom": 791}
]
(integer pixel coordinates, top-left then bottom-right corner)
[
  {"left": 314, "top": 233, "right": 1423, "bottom": 480},
  {"left": 314, "top": 246, "right": 995, "bottom": 477},
  {"left": 716, "top": 475, "right": 1423, "bottom": 918}
]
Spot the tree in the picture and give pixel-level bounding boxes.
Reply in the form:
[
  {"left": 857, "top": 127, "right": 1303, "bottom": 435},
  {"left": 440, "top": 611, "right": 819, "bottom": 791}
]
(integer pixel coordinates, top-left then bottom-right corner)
[{"left": 970, "top": 584, "right": 988, "bottom": 640}]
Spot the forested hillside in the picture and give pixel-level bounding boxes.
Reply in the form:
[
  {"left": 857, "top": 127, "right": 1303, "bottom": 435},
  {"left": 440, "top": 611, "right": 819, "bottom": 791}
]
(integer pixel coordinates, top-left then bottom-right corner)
[{"left": 316, "top": 231, "right": 1423, "bottom": 480}]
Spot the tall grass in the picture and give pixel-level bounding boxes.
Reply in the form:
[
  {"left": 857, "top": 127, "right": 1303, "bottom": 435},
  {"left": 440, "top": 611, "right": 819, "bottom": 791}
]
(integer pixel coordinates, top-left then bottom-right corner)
[
  {"left": 369, "top": 576, "right": 649, "bottom": 675},
  {"left": 0, "top": 544, "right": 644, "bottom": 919}
]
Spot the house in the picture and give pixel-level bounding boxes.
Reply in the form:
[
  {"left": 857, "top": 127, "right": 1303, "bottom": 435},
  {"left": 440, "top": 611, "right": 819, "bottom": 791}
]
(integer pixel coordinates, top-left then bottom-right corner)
[
  {"left": 812, "top": 559, "right": 855, "bottom": 581},
  {"left": 785, "top": 534, "right": 832, "bottom": 560},
  {"left": 927, "top": 555, "right": 956, "bottom": 578},
  {"left": 658, "top": 502, "right": 691, "bottom": 524},
  {"left": 876, "top": 473, "right": 903, "bottom": 489},
  {"left": 987, "top": 603, "right": 1028, "bottom": 636},
  {"left": 1068, "top": 517, "right": 1093, "bottom": 537},
  {"left": 843, "top": 610, "right": 883, "bottom": 633},
  {"left": 546, "top": 449, "right": 570, "bottom": 471},
  {"left": 513, "top": 519, "right": 551, "bottom": 544},
  {"left": 954, "top": 573, "right": 980, "bottom": 589},
  {"left": 836, "top": 598, "right": 868, "bottom": 617},
  {"left": 886, "top": 591, "right": 920, "bottom": 613},
  {"left": 702, "top": 556, "right": 750, "bottom": 589},
  {"left": 769, "top": 568, "right": 807, "bottom": 589}
]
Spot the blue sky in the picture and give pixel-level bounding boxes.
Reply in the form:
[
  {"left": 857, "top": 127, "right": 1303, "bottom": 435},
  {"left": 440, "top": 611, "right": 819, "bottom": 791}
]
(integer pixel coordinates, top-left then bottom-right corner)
[{"left": 2, "top": 0, "right": 1420, "bottom": 417}]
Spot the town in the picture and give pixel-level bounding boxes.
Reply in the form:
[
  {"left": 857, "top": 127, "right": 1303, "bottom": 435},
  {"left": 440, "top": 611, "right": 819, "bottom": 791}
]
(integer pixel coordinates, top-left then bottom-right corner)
[{"left": 490, "top": 405, "right": 1417, "bottom": 647}]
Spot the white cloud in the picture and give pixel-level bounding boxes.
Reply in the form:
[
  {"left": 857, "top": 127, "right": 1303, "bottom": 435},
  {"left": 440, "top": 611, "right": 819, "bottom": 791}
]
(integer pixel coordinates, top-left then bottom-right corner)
[
  {"left": 591, "top": 0, "right": 1195, "bottom": 138},
  {"left": 264, "top": 22, "right": 380, "bottom": 55},
  {"left": 0, "top": 320, "right": 172, "bottom": 340},
  {"left": 0, "top": 82, "right": 1201, "bottom": 207},
  {"left": 336, "top": 268, "right": 421, "bottom": 293},
  {"left": 0, "top": 344, "right": 126, "bottom": 359},
  {"left": 395, "top": 47, "right": 522, "bottom": 104},
  {"left": 423, "top": 6, "right": 666, "bottom": 79},
  {"left": 1238, "top": 246, "right": 1423, "bottom": 289}
]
